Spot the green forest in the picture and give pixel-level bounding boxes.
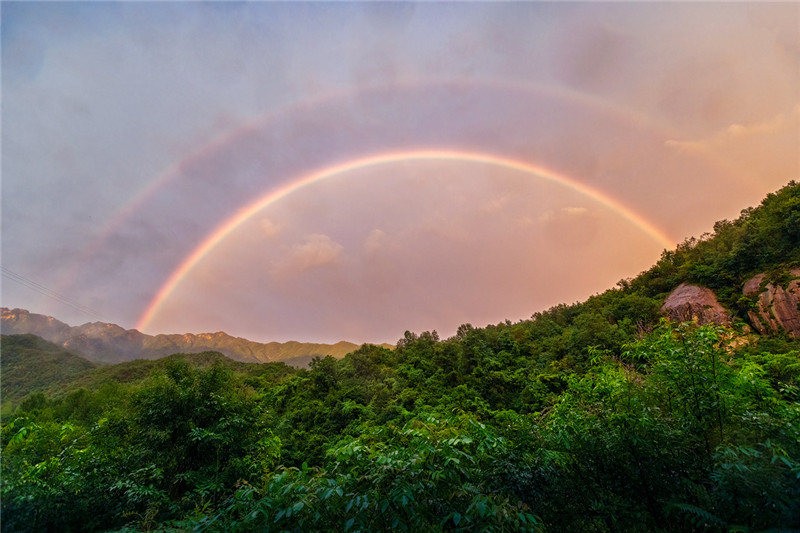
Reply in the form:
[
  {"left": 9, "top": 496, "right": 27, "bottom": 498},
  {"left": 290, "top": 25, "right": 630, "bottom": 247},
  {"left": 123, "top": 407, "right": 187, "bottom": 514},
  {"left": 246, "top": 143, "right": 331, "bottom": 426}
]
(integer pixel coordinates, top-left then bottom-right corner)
[{"left": 2, "top": 182, "right": 800, "bottom": 532}]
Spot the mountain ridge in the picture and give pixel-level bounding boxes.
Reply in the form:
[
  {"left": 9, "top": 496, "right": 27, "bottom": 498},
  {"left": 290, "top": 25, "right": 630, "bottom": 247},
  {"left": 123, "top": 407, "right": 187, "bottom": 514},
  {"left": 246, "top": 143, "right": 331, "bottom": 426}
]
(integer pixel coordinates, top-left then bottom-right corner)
[{"left": 0, "top": 308, "right": 392, "bottom": 365}]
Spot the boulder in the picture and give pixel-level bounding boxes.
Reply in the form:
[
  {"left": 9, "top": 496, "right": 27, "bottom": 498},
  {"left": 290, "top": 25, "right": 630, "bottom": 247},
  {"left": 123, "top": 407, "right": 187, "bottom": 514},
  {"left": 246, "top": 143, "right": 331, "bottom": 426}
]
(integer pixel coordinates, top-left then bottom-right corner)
[{"left": 661, "top": 283, "right": 731, "bottom": 325}]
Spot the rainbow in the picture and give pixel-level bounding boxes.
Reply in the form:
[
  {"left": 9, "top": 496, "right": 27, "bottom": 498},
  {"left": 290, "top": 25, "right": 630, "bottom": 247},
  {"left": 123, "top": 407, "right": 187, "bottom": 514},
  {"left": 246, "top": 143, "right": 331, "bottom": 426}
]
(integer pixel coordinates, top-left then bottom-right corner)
[
  {"left": 53, "top": 79, "right": 683, "bottom": 289},
  {"left": 56, "top": 77, "right": 750, "bottom": 305},
  {"left": 136, "top": 149, "right": 675, "bottom": 332}
]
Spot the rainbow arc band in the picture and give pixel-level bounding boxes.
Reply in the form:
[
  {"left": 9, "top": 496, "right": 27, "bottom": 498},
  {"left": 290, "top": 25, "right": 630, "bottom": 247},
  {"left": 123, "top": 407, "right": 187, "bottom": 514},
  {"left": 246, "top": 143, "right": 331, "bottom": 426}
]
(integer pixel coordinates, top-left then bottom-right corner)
[
  {"left": 136, "top": 149, "right": 675, "bottom": 332},
  {"left": 55, "top": 78, "right": 747, "bottom": 304}
]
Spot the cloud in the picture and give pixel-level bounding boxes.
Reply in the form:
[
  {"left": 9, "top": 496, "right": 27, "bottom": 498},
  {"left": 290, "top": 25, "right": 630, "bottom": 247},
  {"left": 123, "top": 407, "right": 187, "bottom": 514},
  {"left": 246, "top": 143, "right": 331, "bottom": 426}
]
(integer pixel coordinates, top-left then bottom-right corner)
[
  {"left": 663, "top": 104, "right": 799, "bottom": 192},
  {"left": 538, "top": 206, "right": 589, "bottom": 223},
  {"left": 260, "top": 217, "right": 282, "bottom": 240},
  {"left": 271, "top": 234, "right": 344, "bottom": 277},
  {"left": 480, "top": 196, "right": 509, "bottom": 214},
  {"left": 665, "top": 107, "right": 795, "bottom": 152},
  {"left": 363, "top": 229, "right": 389, "bottom": 254}
]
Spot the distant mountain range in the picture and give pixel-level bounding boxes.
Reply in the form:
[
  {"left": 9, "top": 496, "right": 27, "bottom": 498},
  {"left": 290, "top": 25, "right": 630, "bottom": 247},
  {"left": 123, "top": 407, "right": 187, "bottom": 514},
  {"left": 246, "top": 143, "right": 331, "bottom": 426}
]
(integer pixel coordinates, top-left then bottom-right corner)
[{"left": 0, "top": 308, "right": 391, "bottom": 366}]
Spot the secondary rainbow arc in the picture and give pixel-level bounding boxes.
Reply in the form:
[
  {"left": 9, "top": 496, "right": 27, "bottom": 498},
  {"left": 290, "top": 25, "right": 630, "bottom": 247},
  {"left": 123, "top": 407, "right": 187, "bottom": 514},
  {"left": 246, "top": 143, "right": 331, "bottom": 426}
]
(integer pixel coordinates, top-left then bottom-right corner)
[{"left": 136, "top": 149, "right": 675, "bottom": 333}]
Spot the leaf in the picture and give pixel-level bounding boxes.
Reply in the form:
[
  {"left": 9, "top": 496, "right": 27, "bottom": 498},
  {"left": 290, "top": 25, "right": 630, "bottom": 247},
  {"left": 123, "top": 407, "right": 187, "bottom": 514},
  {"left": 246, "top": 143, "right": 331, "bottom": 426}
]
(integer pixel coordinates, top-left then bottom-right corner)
[{"left": 667, "top": 503, "right": 724, "bottom": 527}]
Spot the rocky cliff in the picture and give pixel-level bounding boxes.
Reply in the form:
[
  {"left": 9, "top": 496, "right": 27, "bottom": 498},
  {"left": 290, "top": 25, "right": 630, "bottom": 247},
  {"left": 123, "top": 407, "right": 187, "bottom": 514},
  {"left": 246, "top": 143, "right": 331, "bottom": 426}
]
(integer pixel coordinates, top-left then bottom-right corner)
[
  {"left": 661, "top": 269, "right": 800, "bottom": 338},
  {"left": 1, "top": 308, "right": 389, "bottom": 365},
  {"left": 742, "top": 270, "right": 800, "bottom": 338}
]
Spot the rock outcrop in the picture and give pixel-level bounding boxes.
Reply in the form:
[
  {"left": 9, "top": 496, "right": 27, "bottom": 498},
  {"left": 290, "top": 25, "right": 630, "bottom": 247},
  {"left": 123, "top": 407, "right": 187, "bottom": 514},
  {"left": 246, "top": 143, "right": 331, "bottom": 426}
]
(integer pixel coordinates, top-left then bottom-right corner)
[
  {"left": 742, "top": 270, "right": 800, "bottom": 338},
  {"left": 661, "top": 283, "right": 731, "bottom": 325}
]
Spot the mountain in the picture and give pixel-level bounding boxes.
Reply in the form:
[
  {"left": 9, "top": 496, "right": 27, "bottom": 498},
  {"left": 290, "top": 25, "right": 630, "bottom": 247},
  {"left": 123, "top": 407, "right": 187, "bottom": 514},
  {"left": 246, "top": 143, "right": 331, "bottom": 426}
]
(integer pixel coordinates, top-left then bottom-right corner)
[{"left": 0, "top": 308, "right": 391, "bottom": 365}]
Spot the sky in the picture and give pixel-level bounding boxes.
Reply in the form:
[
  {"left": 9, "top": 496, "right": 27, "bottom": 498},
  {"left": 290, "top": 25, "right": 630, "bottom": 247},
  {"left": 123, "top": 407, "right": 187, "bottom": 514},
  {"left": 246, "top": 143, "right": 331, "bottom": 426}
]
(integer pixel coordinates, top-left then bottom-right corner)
[{"left": 1, "top": 1, "right": 798, "bottom": 345}]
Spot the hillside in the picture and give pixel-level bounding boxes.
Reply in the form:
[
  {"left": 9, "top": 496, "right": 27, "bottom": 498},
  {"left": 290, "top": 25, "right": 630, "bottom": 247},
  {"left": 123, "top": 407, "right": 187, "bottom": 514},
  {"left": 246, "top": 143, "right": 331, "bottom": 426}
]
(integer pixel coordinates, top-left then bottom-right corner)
[
  {"left": 57, "top": 349, "right": 295, "bottom": 393},
  {"left": 0, "top": 334, "right": 98, "bottom": 407},
  {"left": 2, "top": 182, "right": 799, "bottom": 533},
  {"left": 1, "top": 308, "right": 390, "bottom": 365},
  {"left": 627, "top": 181, "right": 800, "bottom": 313},
  {"left": 0, "top": 339, "right": 298, "bottom": 419}
]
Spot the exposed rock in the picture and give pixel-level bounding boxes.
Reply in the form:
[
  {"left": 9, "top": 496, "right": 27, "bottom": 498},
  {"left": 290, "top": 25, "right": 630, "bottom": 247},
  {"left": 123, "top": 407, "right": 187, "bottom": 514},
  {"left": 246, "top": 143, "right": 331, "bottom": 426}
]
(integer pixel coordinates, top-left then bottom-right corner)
[
  {"left": 661, "top": 283, "right": 731, "bottom": 325},
  {"left": 742, "top": 269, "right": 800, "bottom": 338}
]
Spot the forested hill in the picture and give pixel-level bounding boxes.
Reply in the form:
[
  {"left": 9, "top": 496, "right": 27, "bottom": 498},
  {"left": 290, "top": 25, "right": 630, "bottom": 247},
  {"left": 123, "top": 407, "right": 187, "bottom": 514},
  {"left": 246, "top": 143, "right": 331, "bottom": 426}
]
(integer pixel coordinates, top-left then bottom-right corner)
[
  {"left": 2, "top": 182, "right": 799, "bottom": 532},
  {"left": 0, "top": 334, "right": 97, "bottom": 407},
  {"left": 0, "top": 338, "right": 295, "bottom": 412}
]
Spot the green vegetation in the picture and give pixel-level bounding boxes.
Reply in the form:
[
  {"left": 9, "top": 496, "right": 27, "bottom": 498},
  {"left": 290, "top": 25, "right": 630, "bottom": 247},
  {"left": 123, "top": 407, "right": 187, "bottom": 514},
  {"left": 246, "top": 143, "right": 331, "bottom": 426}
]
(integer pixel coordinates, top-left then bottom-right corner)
[
  {"left": 2, "top": 182, "right": 800, "bottom": 531},
  {"left": 0, "top": 335, "right": 98, "bottom": 411}
]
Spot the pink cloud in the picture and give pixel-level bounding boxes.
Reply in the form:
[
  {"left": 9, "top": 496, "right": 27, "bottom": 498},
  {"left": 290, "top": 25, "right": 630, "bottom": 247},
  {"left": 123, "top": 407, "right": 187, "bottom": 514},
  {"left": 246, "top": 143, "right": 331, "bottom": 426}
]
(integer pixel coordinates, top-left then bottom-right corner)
[{"left": 271, "top": 234, "right": 344, "bottom": 278}]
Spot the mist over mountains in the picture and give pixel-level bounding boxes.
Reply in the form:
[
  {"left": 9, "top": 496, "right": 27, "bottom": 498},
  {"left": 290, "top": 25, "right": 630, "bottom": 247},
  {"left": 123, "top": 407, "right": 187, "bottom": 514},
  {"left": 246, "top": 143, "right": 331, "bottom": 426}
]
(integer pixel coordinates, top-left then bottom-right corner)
[{"left": 0, "top": 308, "right": 389, "bottom": 367}]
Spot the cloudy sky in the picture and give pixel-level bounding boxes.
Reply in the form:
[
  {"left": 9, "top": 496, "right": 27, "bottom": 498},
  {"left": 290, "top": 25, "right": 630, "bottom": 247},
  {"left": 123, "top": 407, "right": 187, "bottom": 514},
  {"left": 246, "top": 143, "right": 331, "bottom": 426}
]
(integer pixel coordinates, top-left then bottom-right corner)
[{"left": 2, "top": 1, "right": 798, "bottom": 344}]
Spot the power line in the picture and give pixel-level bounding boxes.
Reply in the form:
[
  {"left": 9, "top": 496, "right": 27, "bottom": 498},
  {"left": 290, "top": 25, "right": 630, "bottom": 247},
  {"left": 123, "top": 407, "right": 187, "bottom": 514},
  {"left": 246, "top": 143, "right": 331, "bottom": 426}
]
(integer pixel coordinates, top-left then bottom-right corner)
[{"left": 1, "top": 265, "right": 105, "bottom": 321}]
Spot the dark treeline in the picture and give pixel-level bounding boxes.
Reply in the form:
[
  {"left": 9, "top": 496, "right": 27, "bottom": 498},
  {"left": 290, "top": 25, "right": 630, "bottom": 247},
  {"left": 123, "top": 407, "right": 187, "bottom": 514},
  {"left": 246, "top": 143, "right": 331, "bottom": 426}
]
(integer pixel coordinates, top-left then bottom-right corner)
[{"left": 2, "top": 182, "right": 799, "bottom": 532}]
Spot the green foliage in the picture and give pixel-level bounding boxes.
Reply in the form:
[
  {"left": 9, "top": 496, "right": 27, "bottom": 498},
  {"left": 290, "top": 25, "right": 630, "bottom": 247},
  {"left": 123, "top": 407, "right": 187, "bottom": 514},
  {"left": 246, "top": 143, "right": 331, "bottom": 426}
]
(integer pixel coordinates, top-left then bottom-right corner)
[
  {"left": 2, "top": 362, "right": 280, "bottom": 531},
  {"left": 8, "top": 322, "right": 797, "bottom": 532},
  {"left": 709, "top": 440, "right": 800, "bottom": 529},
  {"left": 190, "top": 414, "right": 539, "bottom": 532}
]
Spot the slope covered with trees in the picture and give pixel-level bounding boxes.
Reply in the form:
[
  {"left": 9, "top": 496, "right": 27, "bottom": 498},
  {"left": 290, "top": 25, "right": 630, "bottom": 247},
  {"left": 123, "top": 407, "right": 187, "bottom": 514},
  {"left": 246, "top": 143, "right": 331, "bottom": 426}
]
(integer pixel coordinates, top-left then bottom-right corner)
[
  {"left": 0, "top": 335, "right": 97, "bottom": 410},
  {"left": 2, "top": 182, "right": 799, "bottom": 532}
]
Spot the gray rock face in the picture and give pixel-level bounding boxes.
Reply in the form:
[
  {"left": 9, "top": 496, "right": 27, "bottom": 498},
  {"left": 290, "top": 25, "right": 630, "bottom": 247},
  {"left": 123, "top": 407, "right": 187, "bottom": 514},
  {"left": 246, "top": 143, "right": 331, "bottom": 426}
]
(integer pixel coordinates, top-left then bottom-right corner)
[
  {"left": 742, "top": 270, "right": 800, "bottom": 338},
  {"left": 661, "top": 283, "right": 731, "bottom": 325}
]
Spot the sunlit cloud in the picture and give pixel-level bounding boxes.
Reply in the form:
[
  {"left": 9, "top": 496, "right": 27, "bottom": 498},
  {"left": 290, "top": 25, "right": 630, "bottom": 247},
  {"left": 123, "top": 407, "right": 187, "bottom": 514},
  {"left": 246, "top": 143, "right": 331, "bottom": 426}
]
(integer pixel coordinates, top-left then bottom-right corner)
[
  {"left": 539, "top": 206, "right": 590, "bottom": 222},
  {"left": 665, "top": 107, "right": 797, "bottom": 152},
  {"left": 664, "top": 104, "right": 800, "bottom": 190},
  {"left": 271, "top": 234, "right": 344, "bottom": 278},
  {"left": 363, "top": 229, "right": 391, "bottom": 255}
]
